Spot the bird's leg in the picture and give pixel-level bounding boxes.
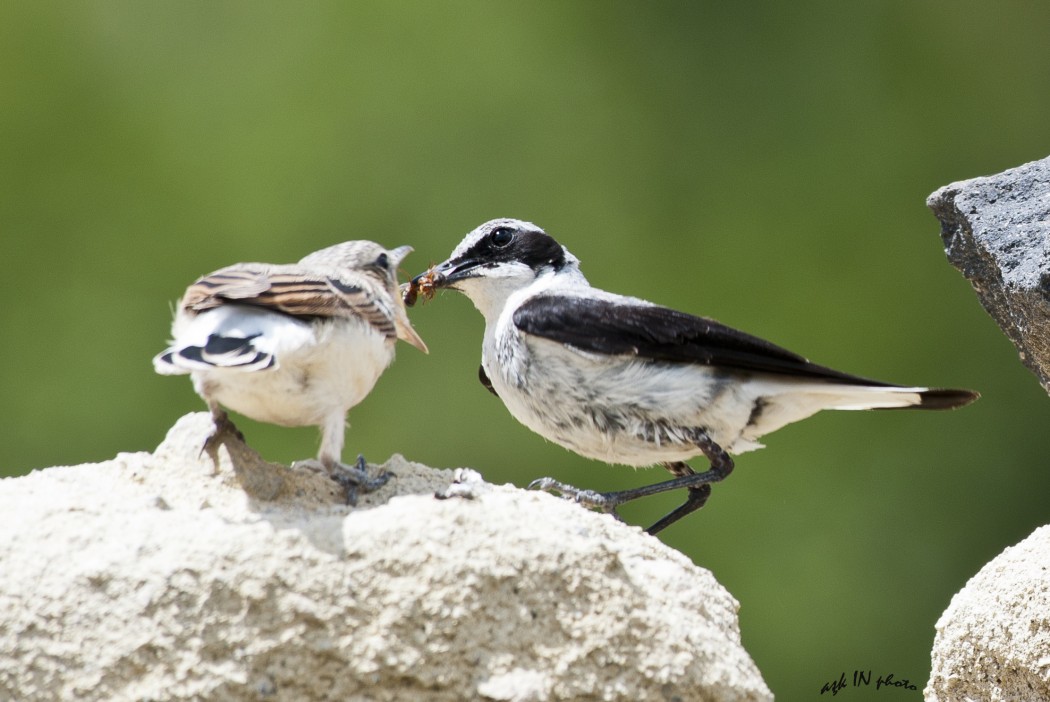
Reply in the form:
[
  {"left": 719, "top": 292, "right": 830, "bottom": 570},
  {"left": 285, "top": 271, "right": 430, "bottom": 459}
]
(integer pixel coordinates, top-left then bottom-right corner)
[
  {"left": 643, "top": 430, "right": 733, "bottom": 534},
  {"left": 318, "top": 415, "right": 394, "bottom": 505},
  {"left": 528, "top": 428, "right": 734, "bottom": 535},
  {"left": 201, "top": 403, "right": 245, "bottom": 456},
  {"left": 644, "top": 466, "right": 712, "bottom": 536},
  {"left": 211, "top": 408, "right": 245, "bottom": 441}
]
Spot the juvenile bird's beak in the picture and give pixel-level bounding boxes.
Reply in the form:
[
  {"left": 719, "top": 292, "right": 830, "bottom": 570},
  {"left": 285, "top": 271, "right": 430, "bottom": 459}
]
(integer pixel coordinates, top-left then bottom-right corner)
[
  {"left": 390, "top": 245, "right": 429, "bottom": 354},
  {"left": 396, "top": 314, "right": 429, "bottom": 354},
  {"left": 388, "top": 245, "right": 415, "bottom": 269}
]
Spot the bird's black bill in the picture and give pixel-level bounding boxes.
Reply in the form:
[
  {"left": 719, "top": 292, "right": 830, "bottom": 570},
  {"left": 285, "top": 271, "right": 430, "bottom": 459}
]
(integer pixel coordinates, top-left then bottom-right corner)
[
  {"left": 430, "top": 258, "right": 482, "bottom": 286},
  {"left": 404, "top": 258, "right": 483, "bottom": 307}
]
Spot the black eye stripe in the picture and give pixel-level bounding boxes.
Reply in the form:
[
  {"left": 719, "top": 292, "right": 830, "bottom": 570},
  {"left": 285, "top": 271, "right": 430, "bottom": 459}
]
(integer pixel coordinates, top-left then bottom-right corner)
[{"left": 456, "top": 226, "right": 567, "bottom": 273}]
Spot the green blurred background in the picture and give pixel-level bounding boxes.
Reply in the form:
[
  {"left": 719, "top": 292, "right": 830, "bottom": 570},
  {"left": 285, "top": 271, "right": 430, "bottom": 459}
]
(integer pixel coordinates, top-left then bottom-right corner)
[{"left": 3, "top": 2, "right": 1049, "bottom": 699}]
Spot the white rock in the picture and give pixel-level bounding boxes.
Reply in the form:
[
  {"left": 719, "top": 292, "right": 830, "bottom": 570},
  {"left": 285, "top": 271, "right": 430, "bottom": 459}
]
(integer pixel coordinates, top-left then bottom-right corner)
[
  {"left": 925, "top": 525, "right": 1050, "bottom": 701},
  {"left": 0, "top": 412, "right": 771, "bottom": 702}
]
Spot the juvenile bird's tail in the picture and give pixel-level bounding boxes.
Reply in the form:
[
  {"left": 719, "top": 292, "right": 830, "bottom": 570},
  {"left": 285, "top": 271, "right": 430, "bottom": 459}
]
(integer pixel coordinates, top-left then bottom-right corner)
[{"left": 153, "top": 333, "right": 277, "bottom": 375}]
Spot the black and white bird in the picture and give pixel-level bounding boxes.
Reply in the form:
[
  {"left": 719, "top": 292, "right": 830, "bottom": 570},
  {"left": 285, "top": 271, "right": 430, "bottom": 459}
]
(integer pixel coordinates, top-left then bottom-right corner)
[
  {"left": 155, "top": 240, "right": 428, "bottom": 500},
  {"left": 408, "top": 218, "right": 977, "bottom": 534}
]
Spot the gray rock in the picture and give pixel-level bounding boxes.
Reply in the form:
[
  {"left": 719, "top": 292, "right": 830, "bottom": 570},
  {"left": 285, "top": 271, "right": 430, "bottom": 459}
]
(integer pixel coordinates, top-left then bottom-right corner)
[
  {"left": 924, "top": 525, "right": 1050, "bottom": 702},
  {"left": 926, "top": 157, "right": 1050, "bottom": 701},
  {"left": 0, "top": 412, "right": 771, "bottom": 702},
  {"left": 927, "top": 155, "right": 1050, "bottom": 393}
]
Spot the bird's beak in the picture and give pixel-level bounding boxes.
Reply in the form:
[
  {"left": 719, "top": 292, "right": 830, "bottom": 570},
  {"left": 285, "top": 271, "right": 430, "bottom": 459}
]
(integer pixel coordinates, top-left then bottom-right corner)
[
  {"left": 388, "top": 245, "right": 415, "bottom": 269},
  {"left": 402, "top": 255, "right": 481, "bottom": 308},
  {"left": 416, "top": 257, "right": 479, "bottom": 289},
  {"left": 389, "top": 245, "right": 429, "bottom": 354},
  {"left": 396, "top": 314, "right": 429, "bottom": 354}
]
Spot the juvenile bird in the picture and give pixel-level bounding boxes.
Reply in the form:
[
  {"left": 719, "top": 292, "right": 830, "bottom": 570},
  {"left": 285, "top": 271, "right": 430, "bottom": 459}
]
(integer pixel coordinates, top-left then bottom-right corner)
[
  {"left": 155, "top": 240, "right": 428, "bottom": 501},
  {"left": 409, "top": 218, "right": 977, "bottom": 534}
]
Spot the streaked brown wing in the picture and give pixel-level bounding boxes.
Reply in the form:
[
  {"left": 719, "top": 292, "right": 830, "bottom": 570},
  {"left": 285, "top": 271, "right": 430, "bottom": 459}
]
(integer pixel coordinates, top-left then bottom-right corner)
[
  {"left": 181, "top": 268, "right": 271, "bottom": 309},
  {"left": 182, "top": 266, "right": 397, "bottom": 338}
]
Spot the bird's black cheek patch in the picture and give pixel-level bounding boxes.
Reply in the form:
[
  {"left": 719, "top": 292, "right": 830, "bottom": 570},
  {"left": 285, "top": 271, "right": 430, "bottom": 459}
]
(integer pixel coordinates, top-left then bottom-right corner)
[
  {"left": 506, "top": 231, "right": 566, "bottom": 272},
  {"left": 459, "top": 228, "right": 566, "bottom": 272}
]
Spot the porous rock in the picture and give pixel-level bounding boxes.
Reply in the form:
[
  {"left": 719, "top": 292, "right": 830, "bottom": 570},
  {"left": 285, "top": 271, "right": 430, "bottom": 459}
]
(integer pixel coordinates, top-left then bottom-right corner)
[
  {"left": 924, "top": 525, "right": 1050, "bottom": 702},
  {"left": 0, "top": 412, "right": 771, "bottom": 702},
  {"left": 928, "top": 154, "right": 1050, "bottom": 394}
]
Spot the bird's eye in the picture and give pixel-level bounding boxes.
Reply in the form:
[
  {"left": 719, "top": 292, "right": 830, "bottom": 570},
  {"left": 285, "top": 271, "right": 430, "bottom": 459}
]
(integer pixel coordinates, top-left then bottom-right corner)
[
  {"left": 490, "top": 227, "right": 515, "bottom": 248},
  {"left": 375, "top": 253, "right": 389, "bottom": 269}
]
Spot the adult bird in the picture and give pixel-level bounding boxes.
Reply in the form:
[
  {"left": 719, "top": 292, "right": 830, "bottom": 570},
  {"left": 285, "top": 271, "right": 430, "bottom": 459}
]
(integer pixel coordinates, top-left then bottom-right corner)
[
  {"left": 155, "top": 240, "right": 428, "bottom": 501},
  {"left": 407, "top": 218, "right": 977, "bottom": 534}
]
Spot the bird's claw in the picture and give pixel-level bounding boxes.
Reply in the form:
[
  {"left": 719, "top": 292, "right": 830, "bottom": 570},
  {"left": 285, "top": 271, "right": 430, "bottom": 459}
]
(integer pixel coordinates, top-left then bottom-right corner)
[
  {"left": 527, "top": 477, "right": 621, "bottom": 516},
  {"left": 330, "top": 455, "right": 395, "bottom": 506},
  {"left": 200, "top": 410, "right": 246, "bottom": 456}
]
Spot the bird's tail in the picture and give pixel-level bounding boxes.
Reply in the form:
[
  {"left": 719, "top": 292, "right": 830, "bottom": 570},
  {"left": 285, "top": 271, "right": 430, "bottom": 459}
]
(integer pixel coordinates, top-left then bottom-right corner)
[
  {"left": 875, "top": 387, "right": 979, "bottom": 411},
  {"left": 812, "top": 385, "right": 978, "bottom": 411},
  {"left": 729, "top": 381, "right": 977, "bottom": 454},
  {"left": 153, "top": 334, "right": 276, "bottom": 375}
]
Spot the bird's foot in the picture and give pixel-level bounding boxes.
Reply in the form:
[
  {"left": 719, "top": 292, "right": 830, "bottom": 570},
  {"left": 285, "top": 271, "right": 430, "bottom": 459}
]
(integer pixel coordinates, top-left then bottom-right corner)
[
  {"left": 201, "top": 410, "right": 246, "bottom": 456},
  {"left": 330, "top": 455, "right": 395, "bottom": 506},
  {"left": 527, "top": 477, "right": 625, "bottom": 520}
]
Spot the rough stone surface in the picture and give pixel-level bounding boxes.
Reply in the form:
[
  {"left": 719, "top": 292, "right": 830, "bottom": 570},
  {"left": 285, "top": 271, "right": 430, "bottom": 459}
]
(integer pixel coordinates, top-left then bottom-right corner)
[
  {"left": 927, "top": 154, "right": 1050, "bottom": 394},
  {"left": 925, "top": 525, "right": 1050, "bottom": 702},
  {"left": 0, "top": 412, "right": 771, "bottom": 702}
]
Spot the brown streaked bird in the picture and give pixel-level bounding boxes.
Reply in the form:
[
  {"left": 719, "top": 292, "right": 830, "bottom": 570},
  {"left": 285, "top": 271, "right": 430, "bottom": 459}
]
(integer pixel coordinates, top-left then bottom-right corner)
[{"left": 155, "top": 240, "right": 427, "bottom": 501}]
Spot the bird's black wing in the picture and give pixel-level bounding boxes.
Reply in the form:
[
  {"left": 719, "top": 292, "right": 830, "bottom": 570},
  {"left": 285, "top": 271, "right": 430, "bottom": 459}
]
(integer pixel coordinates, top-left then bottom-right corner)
[
  {"left": 513, "top": 294, "right": 893, "bottom": 386},
  {"left": 478, "top": 365, "right": 498, "bottom": 397}
]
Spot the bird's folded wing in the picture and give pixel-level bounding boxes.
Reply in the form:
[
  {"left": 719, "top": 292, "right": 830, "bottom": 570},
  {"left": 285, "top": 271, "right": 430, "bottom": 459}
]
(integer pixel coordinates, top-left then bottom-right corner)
[
  {"left": 513, "top": 294, "right": 891, "bottom": 386},
  {"left": 181, "top": 265, "right": 397, "bottom": 338}
]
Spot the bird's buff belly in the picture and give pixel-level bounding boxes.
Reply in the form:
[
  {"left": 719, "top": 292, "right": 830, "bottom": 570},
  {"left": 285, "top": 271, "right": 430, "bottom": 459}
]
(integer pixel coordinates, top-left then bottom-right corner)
[{"left": 193, "top": 351, "right": 386, "bottom": 428}]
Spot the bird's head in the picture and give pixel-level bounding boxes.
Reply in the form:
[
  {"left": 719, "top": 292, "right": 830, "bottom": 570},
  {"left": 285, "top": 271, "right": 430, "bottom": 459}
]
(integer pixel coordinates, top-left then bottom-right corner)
[
  {"left": 410, "top": 219, "right": 580, "bottom": 320},
  {"left": 302, "top": 240, "right": 428, "bottom": 353}
]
